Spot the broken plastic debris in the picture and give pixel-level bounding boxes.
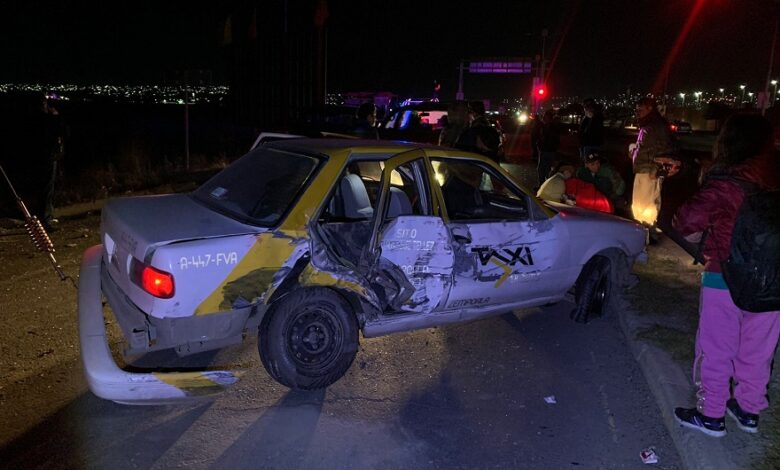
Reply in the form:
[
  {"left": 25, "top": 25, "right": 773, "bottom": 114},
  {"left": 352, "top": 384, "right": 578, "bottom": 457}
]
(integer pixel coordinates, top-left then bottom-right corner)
[
  {"left": 543, "top": 395, "right": 557, "bottom": 404},
  {"left": 640, "top": 447, "right": 658, "bottom": 464}
]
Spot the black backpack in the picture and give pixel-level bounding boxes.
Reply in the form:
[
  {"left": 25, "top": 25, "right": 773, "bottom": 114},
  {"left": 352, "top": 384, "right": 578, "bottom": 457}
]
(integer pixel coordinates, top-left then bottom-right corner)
[{"left": 721, "top": 180, "right": 780, "bottom": 313}]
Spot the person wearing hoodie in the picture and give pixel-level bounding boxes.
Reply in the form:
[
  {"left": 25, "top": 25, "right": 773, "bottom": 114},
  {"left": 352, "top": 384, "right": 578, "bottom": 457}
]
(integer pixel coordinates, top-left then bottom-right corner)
[
  {"left": 536, "top": 163, "right": 575, "bottom": 204},
  {"left": 672, "top": 114, "right": 780, "bottom": 437},
  {"left": 630, "top": 97, "right": 674, "bottom": 229}
]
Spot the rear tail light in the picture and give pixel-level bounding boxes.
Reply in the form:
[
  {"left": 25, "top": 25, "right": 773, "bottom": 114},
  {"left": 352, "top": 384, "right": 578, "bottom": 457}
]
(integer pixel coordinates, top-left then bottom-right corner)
[{"left": 131, "top": 259, "right": 175, "bottom": 298}]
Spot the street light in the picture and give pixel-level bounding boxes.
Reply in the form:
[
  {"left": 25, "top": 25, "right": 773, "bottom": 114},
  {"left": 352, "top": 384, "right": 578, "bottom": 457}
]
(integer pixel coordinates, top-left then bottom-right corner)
[
  {"left": 772, "top": 79, "right": 778, "bottom": 105},
  {"left": 695, "top": 91, "right": 702, "bottom": 105},
  {"left": 679, "top": 92, "right": 686, "bottom": 107},
  {"left": 748, "top": 92, "right": 754, "bottom": 103},
  {"left": 719, "top": 88, "right": 725, "bottom": 100},
  {"left": 740, "top": 84, "right": 746, "bottom": 103}
]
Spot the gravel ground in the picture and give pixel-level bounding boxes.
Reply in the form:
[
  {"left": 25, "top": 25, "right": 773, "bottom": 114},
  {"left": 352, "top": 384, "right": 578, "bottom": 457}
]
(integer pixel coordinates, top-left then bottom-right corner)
[{"left": 0, "top": 213, "right": 105, "bottom": 446}]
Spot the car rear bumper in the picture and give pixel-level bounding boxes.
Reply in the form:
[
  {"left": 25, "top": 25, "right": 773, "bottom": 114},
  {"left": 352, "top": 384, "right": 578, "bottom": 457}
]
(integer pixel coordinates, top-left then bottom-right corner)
[{"left": 78, "top": 245, "right": 241, "bottom": 405}]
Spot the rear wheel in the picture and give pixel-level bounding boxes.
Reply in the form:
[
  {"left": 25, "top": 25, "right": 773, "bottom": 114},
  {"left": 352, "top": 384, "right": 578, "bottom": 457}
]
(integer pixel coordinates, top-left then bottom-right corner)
[
  {"left": 259, "top": 288, "right": 358, "bottom": 390},
  {"left": 571, "top": 256, "right": 613, "bottom": 323}
]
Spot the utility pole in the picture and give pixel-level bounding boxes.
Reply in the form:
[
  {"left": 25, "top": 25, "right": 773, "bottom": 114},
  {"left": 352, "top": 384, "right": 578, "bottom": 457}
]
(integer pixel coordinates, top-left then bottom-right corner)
[
  {"left": 540, "top": 29, "right": 548, "bottom": 81},
  {"left": 762, "top": 16, "right": 778, "bottom": 115},
  {"left": 456, "top": 60, "right": 465, "bottom": 101},
  {"left": 530, "top": 29, "right": 549, "bottom": 115},
  {"left": 184, "top": 71, "right": 190, "bottom": 171}
]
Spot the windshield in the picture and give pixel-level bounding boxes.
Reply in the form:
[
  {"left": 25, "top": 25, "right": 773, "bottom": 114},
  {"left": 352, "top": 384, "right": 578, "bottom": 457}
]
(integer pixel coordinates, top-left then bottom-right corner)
[{"left": 193, "top": 147, "right": 321, "bottom": 226}]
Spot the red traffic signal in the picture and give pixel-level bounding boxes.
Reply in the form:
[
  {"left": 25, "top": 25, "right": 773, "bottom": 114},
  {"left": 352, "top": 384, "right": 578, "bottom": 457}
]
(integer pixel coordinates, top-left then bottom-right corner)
[{"left": 535, "top": 84, "right": 547, "bottom": 98}]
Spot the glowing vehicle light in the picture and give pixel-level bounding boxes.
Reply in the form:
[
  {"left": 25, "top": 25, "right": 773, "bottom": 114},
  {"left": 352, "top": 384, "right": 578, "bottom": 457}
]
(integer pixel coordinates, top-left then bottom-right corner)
[{"left": 518, "top": 112, "right": 529, "bottom": 124}]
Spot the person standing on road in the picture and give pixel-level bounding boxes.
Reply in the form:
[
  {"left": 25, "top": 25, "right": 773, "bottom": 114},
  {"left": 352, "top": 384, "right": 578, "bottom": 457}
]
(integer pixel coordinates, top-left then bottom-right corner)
[
  {"left": 630, "top": 97, "right": 674, "bottom": 231},
  {"left": 27, "top": 93, "right": 65, "bottom": 231},
  {"left": 672, "top": 114, "right": 780, "bottom": 437},
  {"left": 579, "top": 98, "right": 604, "bottom": 162},
  {"left": 455, "top": 101, "right": 501, "bottom": 163},
  {"left": 439, "top": 101, "right": 470, "bottom": 148},
  {"left": 530, "top": 113, "right": 542, "bottom": 165},
  {"left": 352, "top": 102, "right": 379, "bottom": 140},
  {"left": 535, "top": 109, "right": 560, "bottom": 187}
]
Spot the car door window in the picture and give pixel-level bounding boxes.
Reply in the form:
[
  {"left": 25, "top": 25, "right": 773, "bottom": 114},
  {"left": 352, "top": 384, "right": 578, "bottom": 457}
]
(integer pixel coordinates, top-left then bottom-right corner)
[
  {"left": 385, "top": 161, "right": 428, "bottom": 220},
  {"left": 317, "top": 162, "right": 377, "bottom": 266},
  {"left": 431, "top": 159, "right": 529, "bottom": 221}
]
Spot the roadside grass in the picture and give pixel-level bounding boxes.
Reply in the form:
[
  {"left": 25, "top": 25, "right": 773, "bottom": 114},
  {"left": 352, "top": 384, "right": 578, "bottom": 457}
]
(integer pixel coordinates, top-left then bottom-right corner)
[
  {"left": 56, "top": 155, "right": 224, "bottom": 205},
  {"left": 635, "top": 326, "right": 695, "bottom": 363},
  {"left": 627, "top": 251, "right": 700, "bottom": 375}
]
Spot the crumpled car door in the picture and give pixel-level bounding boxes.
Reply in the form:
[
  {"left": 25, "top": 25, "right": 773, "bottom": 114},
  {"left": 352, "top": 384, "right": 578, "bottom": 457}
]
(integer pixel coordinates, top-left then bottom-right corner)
[{"left": 361, "top": 149, "right": 454, "bottom": 313}]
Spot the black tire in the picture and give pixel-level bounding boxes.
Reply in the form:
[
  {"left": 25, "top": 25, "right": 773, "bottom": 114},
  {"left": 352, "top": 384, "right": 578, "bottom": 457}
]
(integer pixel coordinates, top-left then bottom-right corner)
[
  {"left": 571, "top": 255, "right": 613, "bottom": 323},
  {"left": 259, "top": 288, "right": 359, "bottom": 390}
]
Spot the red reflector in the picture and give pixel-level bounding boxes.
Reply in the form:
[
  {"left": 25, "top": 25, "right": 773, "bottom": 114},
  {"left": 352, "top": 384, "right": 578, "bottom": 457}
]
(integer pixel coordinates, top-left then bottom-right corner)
[{"left": 141, "top": 265, "right": 175, "bottom": 298}]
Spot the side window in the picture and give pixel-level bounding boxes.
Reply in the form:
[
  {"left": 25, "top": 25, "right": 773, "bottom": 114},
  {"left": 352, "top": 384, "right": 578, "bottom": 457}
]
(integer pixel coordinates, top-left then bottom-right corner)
[
  {"left": 320, "top": 162, "right": 378, "bottom": 222},
  {"left": 432, "top": 158, "right": 529, "bottom": 221},
  {"left": 385, "top": 160, "right": 428, "bottom": 220},
  {"left": 317, "top": 161, "right": 379, "bottom": 265}
]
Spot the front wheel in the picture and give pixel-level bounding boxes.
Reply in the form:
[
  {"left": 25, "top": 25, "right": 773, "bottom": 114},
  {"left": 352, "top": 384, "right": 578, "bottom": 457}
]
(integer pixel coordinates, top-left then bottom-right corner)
[
  {"left": 259, "top": 288, "right": 359, "bottom": 390},
  {"left": 571, "top": 256, "right": 614, "bottom": 323}
]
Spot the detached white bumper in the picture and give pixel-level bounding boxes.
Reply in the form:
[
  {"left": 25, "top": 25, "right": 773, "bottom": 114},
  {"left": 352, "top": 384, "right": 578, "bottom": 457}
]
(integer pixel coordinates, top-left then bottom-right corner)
[{"left": 78, "top": 245, "right": 241, "bottom": 405}]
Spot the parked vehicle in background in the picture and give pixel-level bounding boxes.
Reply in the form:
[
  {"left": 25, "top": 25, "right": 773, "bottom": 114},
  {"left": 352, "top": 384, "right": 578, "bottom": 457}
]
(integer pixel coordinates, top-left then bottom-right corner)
[
  {"left": 381, "top": 102, "right": 450, "bottom": 144},
  {"left": 670, "top": 120, "right": 692, "bottom": 134}
]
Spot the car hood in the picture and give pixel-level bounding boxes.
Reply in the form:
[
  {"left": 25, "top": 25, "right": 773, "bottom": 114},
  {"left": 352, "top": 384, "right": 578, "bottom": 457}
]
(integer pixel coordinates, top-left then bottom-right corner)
[
  {"left": 546, "top": 202, "right": 635, "bottom": 224},
  {"left": 546, "top": 202, "right": 647, "bottom": 260},
  {"left": 102, "top": 194, "right": 261, "bottom": 260}
]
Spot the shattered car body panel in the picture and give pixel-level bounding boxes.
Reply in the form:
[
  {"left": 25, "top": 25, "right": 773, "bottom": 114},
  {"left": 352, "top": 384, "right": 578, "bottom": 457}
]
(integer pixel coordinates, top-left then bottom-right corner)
[
  {"left": 378, "top": 216, "right": 454, "bottom": 313},
  {"left": 78, "top": 139, "right": 647, "bottom": 403}
]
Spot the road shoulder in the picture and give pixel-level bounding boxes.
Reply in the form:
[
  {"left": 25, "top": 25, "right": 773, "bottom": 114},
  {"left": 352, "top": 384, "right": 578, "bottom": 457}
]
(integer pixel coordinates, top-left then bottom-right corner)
[{"left": 619, "top": 238, "right": 779, "bottom": 469}]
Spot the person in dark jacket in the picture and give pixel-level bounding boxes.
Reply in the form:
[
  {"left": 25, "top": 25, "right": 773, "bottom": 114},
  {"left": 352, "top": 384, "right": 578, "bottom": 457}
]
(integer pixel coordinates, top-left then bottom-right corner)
[
  {"left": 576, "top": 153, "right": 613, "bottom": 199},
  {"left": 439, "top": 101, "right": 470, "bottom": 147},
  {"left": 535, "top": 109, "right": 560, "bottom": 187},
  {"left": 352, "top": 102, "right": 379, "bottom": 139},
  {"left": 630, "top": 97, "right": 674, "bottom": 227},
  {"left": 672, "top": 114, "right": 780, "bottom": 437},
  {"left": 455, "top": 101, "right": 501, "bottom": 162},
  {"left": 579, "top": 98, "right": 604, "bottom": 161}
]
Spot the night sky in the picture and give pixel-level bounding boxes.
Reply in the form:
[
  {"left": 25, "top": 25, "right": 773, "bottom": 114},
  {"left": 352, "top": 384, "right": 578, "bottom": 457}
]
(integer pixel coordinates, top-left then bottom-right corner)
[{"left": 2, "top": 0, "right": 778, "bottom": 98}]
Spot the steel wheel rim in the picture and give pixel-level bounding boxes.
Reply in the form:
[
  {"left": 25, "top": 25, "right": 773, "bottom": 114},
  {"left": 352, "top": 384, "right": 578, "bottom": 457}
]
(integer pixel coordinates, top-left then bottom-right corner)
[{"left": 286, "top": 306, "right": 343, "bottom": 370}]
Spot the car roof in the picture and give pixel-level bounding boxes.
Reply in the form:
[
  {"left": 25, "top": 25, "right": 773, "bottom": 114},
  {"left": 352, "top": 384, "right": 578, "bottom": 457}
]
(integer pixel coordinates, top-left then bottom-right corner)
[
  {"left": 261, "top": 138, "right": 516, "bottom": 186},
  {"left": 265, "top": 138, "right": 476, "bottom": 162},
  {"left": 394, "top": 102, "right": 450, "bottom": 112}
]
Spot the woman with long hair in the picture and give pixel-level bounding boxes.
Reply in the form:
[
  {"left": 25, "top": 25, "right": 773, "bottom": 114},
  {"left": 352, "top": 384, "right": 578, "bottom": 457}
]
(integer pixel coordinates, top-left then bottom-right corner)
[{"left": 672, "top": 113, "right": 780, "bottom": 437}]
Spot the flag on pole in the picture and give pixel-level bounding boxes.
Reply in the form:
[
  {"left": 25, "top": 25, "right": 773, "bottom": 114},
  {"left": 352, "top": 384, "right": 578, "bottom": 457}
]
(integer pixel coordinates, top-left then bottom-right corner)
[
  {"left": 314, "top": 0, "right": 329, "bottom": 28},
  {"left": 220, "top": 15, "right": 232, "bottom": 46},
  {"left": 248, "top": 9, "right": 257, "bottom": 41}
]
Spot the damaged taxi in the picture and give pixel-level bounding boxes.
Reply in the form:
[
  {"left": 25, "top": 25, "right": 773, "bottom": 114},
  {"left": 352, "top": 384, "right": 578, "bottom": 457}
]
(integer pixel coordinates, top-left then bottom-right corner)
[{"left": 78, "top": 139, "right": 647, "bottom": 403}]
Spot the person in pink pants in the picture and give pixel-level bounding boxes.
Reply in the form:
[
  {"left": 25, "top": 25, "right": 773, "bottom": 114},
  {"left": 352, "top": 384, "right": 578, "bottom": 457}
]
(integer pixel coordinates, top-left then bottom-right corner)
[
  {"left": 672, "top": 114, "right": 780, "bottom": 437},
  {"left": 694, "top": 283, "right": 780, "bottom": 432}
]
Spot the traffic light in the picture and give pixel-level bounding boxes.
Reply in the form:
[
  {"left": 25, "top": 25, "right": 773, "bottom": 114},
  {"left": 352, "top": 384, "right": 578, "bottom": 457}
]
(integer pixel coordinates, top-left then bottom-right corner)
[{"left": 535, "top": 84, "right": 547, "bottom": 99}]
